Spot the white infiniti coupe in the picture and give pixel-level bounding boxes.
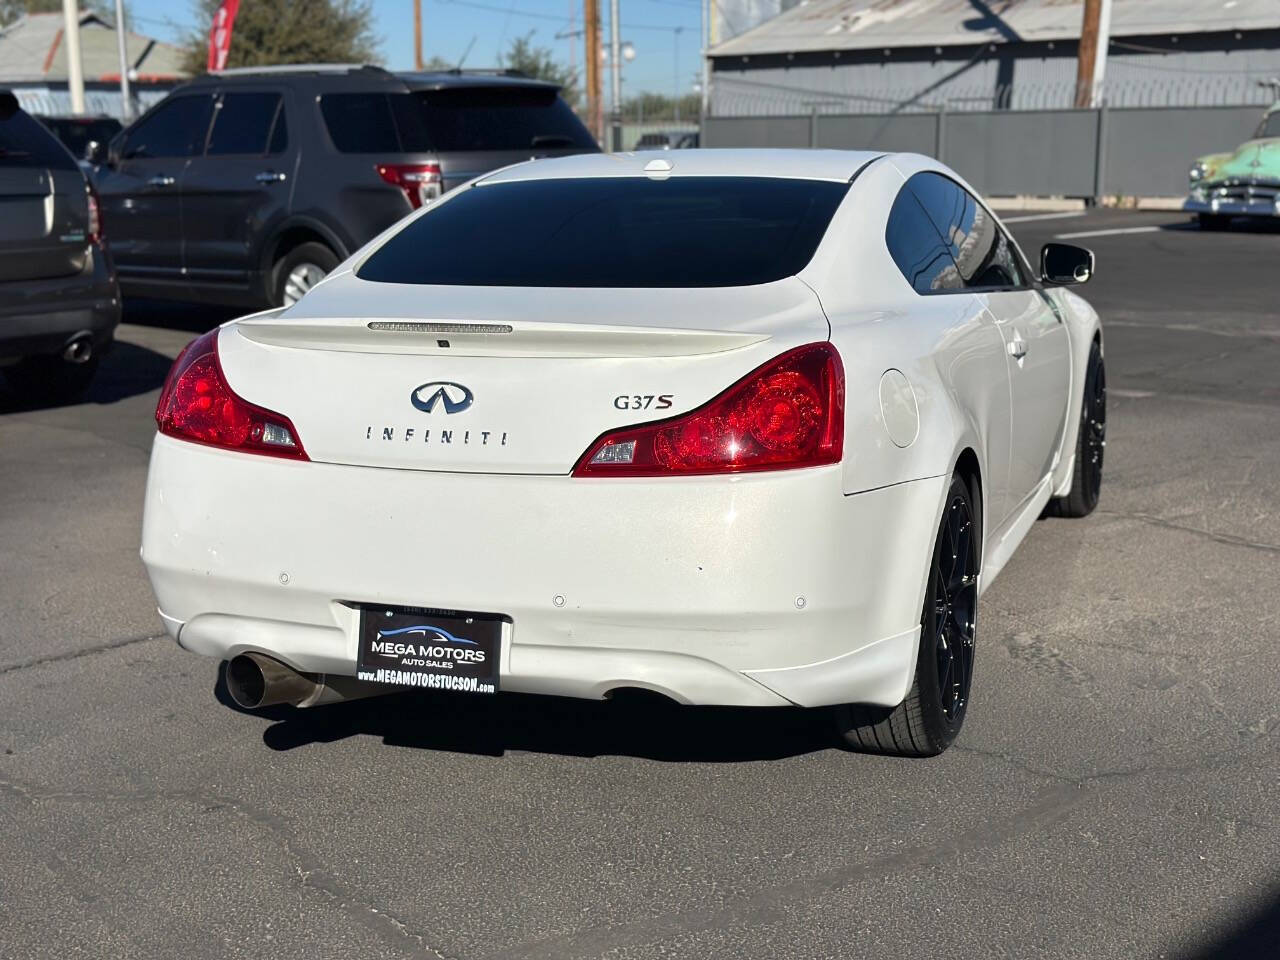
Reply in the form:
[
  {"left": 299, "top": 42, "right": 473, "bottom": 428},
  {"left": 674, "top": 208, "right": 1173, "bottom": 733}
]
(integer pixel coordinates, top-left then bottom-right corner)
[{"left": 141, "top": 149, "right": 1105, "bottom": 756}]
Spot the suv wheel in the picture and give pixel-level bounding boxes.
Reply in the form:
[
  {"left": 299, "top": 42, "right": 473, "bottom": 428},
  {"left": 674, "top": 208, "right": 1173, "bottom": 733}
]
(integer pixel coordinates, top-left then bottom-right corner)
[{"left": 273, "top": 243, "right": 339, "bottom": 307}]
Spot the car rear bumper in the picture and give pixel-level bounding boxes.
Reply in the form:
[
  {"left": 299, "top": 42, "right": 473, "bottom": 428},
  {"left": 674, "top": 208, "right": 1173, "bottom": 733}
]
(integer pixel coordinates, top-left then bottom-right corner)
[
  {"left": 141, "top": 435, "right": 945, "bottom": 709},
  {"left": 0, "top": 244, "right": 120, "bottom": 360}
]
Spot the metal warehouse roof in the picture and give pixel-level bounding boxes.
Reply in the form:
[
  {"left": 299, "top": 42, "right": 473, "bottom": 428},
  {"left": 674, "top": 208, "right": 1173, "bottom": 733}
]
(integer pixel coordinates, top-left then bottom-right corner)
[
  {"left": 0, "top": 11, "right": 186, "bottom": 83},
  {"left": 710, "top": 0, "right": 1280, "bottom": 58}
]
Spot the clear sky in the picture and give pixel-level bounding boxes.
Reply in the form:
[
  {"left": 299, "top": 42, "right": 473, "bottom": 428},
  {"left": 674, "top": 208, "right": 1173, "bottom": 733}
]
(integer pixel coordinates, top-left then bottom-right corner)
[{"left": 127, "top": 0, "right": 706, "bottom": 99}]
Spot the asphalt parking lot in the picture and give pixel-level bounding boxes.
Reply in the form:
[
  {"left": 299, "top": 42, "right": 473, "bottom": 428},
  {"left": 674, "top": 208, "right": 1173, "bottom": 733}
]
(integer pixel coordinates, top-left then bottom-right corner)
[{"left": 2, "top": 207, "right": 1278, "bottom": 959}]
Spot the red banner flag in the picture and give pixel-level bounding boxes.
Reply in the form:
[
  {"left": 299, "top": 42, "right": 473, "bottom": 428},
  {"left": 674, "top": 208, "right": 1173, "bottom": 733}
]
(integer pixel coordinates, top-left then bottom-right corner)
[{"left": 207, "top": 0, "right": 241, "bottom": 72}]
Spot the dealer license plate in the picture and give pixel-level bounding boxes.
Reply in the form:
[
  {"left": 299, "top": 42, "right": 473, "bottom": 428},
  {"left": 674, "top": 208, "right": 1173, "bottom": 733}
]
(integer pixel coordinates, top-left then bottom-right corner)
[{"left": 357, "top": 605, "right": 502, "bottom": 695}]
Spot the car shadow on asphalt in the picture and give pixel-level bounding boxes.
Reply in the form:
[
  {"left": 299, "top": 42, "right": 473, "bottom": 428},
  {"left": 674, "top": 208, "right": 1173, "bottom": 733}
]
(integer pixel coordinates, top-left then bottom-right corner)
[
  {"left": 123, "top": 297, "right": 242, "bottom": 333},
  {"left": 1175, "top": 890, "right": 1280, "bottom": 959},
  {"left": 1161, "top": 217, "right": 1280, "bottom": 234},
  {"left": 216, "top": 675, "right": 838, "bottom": 762},
  {"left": 0, "top": 339, "right": 175, "bottom": 414}
]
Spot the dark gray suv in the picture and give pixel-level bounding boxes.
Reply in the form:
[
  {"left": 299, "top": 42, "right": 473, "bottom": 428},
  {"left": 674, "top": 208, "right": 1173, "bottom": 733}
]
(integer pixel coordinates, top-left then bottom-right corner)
[
  {"left": 92, "top": 64, "right": 599, "bottom": 309},
  {"left": 0, "top": 92, "right": 120, "bottom": 402}
]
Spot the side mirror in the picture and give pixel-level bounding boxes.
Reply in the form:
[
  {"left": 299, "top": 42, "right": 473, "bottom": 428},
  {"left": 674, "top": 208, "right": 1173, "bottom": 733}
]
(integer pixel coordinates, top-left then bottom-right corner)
[
  {"left": 1040, "top": 242, "right": 1094, "bottom": 285},
  {"left": 84, "top": 139, "right": 105, "bottom": 164}
]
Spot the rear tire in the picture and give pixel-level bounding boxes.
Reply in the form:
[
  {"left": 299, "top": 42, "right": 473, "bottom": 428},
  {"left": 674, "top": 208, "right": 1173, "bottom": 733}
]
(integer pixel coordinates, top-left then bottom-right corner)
[
  {"left": 2, "top": 353, "right": 100, "bottom": 404},
  {"left": 832, "top": 474, "right": 979, "bottom": 757},
  {"left": 1198, "top": 213, "right": 1231, "bottom": 231},
  {"left": 272, "top": 242, "right": 338, "bottom": 307},
  {"left": 1047, "top": 339, "right": 1105, "bottom": 518}
]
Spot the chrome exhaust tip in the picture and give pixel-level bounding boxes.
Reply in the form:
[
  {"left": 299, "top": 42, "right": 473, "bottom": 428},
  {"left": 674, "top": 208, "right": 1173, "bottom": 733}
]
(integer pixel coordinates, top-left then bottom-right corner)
[
  {"left": 62, "top": 335, "right": 93, "bottom": 365},
  {"left": 225, "top": 652, "right": 317, "bottom": 709},
  {"left": 224, "top": 652, "right": 399, "bottom": 710}
]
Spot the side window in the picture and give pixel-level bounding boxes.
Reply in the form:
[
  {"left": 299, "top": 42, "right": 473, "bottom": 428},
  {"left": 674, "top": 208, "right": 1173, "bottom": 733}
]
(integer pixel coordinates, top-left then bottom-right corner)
[
  {"left": 206, "top": 92, "right": 283, "bottom": 156},
  {"left": 908, "top": 172, "right": 1025, "bottom": 290},
  {"left": 268, "top": 104, "right": 288, "bottom": 154},
  {"left": 885, "top": 188, "right": 964, "bottom": 295},
  {"left": 122, "top": 95, "right": 214, "bottom": 159},
  {"left": 319, "top": 94, "right": 400, "bottom": 153}
]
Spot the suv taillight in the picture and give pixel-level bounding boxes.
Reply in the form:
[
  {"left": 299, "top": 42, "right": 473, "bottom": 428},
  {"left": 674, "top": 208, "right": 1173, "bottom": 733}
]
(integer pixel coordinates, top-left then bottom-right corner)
[
  {"left": 155, "top": 329, "right": 307, "bottom": 460},
  {"left": 376, "top": 162, "right": 443, "bottom": 209},
  {"left": 87, "top": 185, "right": 102, "bottom": 245},
  {"left": 573, "top": 342, "right": 844, "bottom": 477}
]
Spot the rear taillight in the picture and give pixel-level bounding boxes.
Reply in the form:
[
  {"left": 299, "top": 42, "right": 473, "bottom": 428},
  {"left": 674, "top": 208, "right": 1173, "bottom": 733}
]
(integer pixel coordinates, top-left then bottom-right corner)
[
  {"left": 573, "top": 342, "right": 844, "bottom": 477},
  {"left": 376, "top": 162, "right": 443, "bottom": 209},
  {"left": 155, "top": 329, "right": 307, "bottom": 460},
  {"left": 86, "top": 185, "right": 102, "bottom": 245}
]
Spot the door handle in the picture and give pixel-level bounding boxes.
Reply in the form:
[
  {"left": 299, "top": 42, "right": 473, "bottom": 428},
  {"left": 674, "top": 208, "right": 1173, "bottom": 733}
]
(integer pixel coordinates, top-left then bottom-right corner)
[
  {"left": 255, "top": 171, "right": 287, "bottom": 183},
  {"left": 1008, "top": 339, "right": 1028, "bottom": 361},
  {"left": 147, "top": 175, "right": 175, "bottom": 187}
]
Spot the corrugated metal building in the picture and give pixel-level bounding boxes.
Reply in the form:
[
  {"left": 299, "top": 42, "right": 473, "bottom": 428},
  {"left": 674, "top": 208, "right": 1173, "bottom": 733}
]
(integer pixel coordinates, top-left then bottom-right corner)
[
  {"left": 0, "top": 10, "right": 187, "bottom": 118},
  {"left": 707, "top": 0, "right": 1280, "bottom": 115}
]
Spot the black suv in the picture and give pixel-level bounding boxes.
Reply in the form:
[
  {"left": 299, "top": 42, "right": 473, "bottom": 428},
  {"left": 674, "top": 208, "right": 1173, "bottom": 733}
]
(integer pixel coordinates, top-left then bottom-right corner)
[
  {"left": 1, "top": 92, "right": 120, "bottom": 401},
  {"left": 92, "top": 64, "right": 599, "bottom": 308}
]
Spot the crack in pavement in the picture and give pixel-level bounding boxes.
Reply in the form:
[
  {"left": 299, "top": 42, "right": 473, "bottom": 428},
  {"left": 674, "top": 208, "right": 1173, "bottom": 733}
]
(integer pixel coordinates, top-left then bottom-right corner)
[
  {"left": 481, "top": 781, "right": 1090, "bottom": 960},
  {"left": 0, "top": 778, "right": 463, "bottom": 960},
  {"left": 0, "top": 632, "right": 167, "bottom": 676},
  {"left": 1098, "top": 510, "right": 1280, "bottom": 555}
]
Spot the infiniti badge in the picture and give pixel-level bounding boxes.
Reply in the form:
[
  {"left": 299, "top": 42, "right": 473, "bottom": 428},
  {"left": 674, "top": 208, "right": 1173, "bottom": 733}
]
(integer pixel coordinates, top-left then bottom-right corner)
[{"left": 411, "top": 381, "right": 473, "bottom": 414}]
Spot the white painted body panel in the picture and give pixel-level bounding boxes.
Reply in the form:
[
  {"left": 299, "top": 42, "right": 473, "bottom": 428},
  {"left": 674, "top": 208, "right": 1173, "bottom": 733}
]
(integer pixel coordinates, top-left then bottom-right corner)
[{"left": 139, "top": 149, "right": 1101, "bottom": 709}]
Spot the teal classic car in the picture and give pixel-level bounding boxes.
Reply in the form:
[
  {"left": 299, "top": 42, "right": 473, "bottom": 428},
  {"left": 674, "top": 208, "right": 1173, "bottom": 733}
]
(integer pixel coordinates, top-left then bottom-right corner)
[{"left": 1185, "top": 101, "right": 1280, "bottom": 228}]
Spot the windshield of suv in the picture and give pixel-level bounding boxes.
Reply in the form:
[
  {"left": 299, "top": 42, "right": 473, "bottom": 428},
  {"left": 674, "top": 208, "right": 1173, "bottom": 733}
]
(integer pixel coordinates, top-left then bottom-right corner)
[
  {"left": 356, "top": 176, "right": 849, "bottom": 287},
  {"left": 320, "top": 87, "right": 597, "bottom": 154}
]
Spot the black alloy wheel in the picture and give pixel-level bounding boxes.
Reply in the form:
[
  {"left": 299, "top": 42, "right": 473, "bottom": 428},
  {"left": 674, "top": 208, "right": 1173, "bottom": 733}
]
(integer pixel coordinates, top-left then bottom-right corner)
[
  {"left": 833, "top": 473, "right": 980, "bottom": 757},
  {"left": 1048, "top": 340, "right": 1106, "bottom": 518}
]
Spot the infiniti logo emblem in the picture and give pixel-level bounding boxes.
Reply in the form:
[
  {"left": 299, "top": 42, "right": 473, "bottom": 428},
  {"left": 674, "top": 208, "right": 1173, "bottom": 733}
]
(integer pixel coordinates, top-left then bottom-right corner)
[{"left": 411, "top": 381, "right": 473, "bottom": 414}]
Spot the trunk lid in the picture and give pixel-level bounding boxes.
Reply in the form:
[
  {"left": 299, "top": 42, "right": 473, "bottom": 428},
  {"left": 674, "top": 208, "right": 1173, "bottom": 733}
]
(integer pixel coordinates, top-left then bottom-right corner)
[
  {"left": 218, "top": 274, "right": 829, "bottom": 475},
  {"left": 0, "top": 167, "right": 88, "bottom": 283}
]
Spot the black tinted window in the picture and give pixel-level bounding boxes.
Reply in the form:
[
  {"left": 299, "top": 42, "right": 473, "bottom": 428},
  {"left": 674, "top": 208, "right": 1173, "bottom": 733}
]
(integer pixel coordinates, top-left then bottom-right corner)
[
  {"left": 268, "top": 107, "right": 287, "bottom": 154},
  {"left": 0, "top": 110, "right": 79, "bottom": 170},
  {"left": 358, "top": 177, "right": 847, "bottom": 288},
  {"left": 123, "top": 95, "right": 213, "bottom": 159},
  {"left": 40, "top": 117, "right": 121, "bottom": 159},
  {"left": 885, "top": 188, "right": 963, "bottom": 294},
  {"left": 402, "top": 87, "right": 596, "bottom": 151},
  {"left": 207, "top": 93, "right": 282, "bottom": 155},
  {"left": 320, "top": 94, "right": 399, "bottom": 153},
  {"left": 908, "top": 171, "right": 1024, "bottom": 289}
]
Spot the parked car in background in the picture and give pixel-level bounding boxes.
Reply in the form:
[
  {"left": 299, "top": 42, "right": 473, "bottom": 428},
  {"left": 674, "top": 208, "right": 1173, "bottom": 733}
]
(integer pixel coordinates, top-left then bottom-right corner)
[
  {"left": 91, "top": 64, "right": 599, "bottom": 309},
  {"left": 634, "top": 129, "right": 699, "bottom": 150},
  {"left": 36, "top": 114, "right": 122, "bottom": 173},
  {"left": 0, "top": 92, "right": 119, "bottom": 401},
  {"left": 1185, "top": 100, "right": 1280, "bottom": 228}
]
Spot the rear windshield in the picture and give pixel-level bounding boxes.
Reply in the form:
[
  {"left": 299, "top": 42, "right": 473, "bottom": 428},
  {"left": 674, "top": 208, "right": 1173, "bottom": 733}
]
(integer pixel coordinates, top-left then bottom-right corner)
[
  {"left": 0, "top": 109, "right": 79, "bottom": 170},
  {"left": 356, "top": 176, "right": 849, "bottom": 288},
  {"left": 320, "top": 87, "right": 596, "bottom": 154},
  {"left": 41, "top": 118, "right": 121, "bottom": 158}
]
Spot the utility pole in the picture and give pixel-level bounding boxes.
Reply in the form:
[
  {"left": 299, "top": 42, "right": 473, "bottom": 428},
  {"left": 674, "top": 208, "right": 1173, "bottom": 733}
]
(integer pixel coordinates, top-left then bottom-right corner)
[
  {"left": 700, "top": 0, "right": 709, "bottom": 119},
  {"left": 61, "top": 0, "right": 85, "bottom": 115},
  {"left": 585, "top": 0, "right": 602, "bottom": 144},
  {"left": 1074, "top": 0, "right": 1112, "bottom": 108},
  {"left": 414, "top": 0, "right": 424, "bottom": 70},
  {"left": 609, "top": 0, "right": 621, "bottom": 151},
  {"left": 113, "top": 0, "right": 131, "bottom": 119}
]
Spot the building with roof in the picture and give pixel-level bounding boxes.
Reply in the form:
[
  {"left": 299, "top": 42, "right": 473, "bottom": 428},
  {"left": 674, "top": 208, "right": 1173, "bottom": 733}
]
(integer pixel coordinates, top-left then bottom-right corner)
[
  {"left": 707, "top": 0, "right": 1280, "bottom": 115},
  {"left": 0, "top": 9, "right": 188, "bottom": 119}
]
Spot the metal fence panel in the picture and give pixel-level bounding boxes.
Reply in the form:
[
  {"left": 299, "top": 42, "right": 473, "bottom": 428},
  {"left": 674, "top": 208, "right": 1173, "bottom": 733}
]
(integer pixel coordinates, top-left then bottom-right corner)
[
  {"left": 815, "top": 114, "right": 938, "bottom": 154},
  {"left": 703, "top": 104, "right": 1267, "bottom": 198},
  {"left": 703, "top": 116, "right": 811, "bottom": 148},
  {"left": 944, "top": 110, "right": 1099, "bottom": 197},
  {"left": 1104, "top": 106, "right": 1265, "bottom": 197}
]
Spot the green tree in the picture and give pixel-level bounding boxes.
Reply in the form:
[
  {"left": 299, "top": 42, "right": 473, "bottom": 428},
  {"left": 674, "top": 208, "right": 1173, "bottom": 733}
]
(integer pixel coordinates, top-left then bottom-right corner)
[
  {"left": 501, "top": 32, "right": 578, "bottom": 107},
  {"left": 1, "top": 0, "right": 110, "bottom": 29},
  {"left": 180, "top": 0, "right": 381, "bottom": 75}
]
